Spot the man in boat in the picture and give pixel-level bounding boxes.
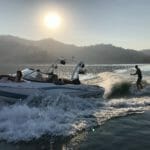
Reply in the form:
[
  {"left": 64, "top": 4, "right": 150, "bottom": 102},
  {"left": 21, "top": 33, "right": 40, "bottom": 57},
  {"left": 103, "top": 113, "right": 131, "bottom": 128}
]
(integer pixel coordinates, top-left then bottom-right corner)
[
  {"left": 15, "top": 70, "right": 23, "bottom": 82},
  {"left": 130, "top": 65, "right": 143, "bottom": 90},
  {"left": 0, "top": 70, "right": 23, "bottom": 82}
]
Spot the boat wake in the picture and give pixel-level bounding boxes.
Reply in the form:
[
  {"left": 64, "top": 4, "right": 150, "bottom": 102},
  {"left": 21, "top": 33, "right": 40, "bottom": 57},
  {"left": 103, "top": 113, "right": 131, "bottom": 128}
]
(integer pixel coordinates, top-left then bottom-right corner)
[
  {"left": 83, "top": 72, "right": 150, "bottom": 98},
  {"left": 0, "top": 71, "right": 150, "bottom": 142}
]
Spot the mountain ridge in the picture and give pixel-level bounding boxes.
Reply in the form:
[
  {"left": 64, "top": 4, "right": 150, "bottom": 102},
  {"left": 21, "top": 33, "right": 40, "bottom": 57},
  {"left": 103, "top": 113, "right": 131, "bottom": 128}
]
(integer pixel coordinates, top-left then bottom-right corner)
[{"left": 0, "top": 35, "right": 149, "bottom": 64}]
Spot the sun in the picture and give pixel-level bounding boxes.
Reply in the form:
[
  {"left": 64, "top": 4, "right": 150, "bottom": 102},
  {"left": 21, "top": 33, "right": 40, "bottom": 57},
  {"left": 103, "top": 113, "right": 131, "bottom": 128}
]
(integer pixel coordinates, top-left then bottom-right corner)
[{"left": 44, "top": 12, "right": 61, "bottom": 29}]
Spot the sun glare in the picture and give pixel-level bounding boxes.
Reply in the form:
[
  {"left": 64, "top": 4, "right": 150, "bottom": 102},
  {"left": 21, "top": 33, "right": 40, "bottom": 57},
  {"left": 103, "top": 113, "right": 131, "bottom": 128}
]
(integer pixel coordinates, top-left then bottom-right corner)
[{"left": 44, "top": 12, "right": 61, "bottom": 29}]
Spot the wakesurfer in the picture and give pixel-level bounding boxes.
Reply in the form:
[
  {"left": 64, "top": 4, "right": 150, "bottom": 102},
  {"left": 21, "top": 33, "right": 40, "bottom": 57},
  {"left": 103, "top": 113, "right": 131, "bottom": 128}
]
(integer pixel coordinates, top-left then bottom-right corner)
[{"left": 130, "top": 65, "right": 143, "bottom": 90}]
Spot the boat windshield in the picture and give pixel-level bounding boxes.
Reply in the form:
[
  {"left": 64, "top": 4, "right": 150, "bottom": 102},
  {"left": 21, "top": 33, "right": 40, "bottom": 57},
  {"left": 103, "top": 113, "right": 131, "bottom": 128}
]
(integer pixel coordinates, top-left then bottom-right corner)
[
  {"left": 22, "top": 68, "right": 49, "bottom": 82},
  {"left": 22, "top": 68, "right": 34, "bottom": 76}
]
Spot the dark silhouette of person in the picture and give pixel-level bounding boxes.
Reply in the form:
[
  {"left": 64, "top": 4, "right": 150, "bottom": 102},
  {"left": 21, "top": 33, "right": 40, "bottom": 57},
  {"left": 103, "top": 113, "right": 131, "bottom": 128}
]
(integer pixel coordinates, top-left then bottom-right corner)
[
  {"left": 130, "top": 65, "right": 143, "bottom": 90},
  {"left": 15, "top": 70, "right": 23, "bottom": 82},
  {"left": 0, "top": 70, "right": 22, "bottom": 82}
]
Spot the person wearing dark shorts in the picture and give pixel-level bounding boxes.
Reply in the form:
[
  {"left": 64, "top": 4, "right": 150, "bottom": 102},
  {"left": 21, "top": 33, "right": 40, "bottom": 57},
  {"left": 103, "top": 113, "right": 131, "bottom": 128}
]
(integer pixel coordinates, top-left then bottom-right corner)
[{"left": 131, "top": 65, "right": 143, "bottom": 90}]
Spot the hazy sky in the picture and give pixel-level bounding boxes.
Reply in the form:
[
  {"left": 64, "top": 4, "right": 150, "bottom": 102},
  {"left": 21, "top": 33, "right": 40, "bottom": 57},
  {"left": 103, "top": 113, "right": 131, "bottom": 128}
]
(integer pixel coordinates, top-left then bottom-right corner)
[{"left": 0, "top": 0, "right": 150, "bottom": 50}]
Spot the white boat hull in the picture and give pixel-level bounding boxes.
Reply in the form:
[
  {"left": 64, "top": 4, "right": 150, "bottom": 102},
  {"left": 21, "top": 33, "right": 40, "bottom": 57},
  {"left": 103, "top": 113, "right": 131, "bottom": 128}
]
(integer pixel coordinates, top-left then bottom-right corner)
[{"left": 0, "top": 82, "right": 104, "bottom": 103}]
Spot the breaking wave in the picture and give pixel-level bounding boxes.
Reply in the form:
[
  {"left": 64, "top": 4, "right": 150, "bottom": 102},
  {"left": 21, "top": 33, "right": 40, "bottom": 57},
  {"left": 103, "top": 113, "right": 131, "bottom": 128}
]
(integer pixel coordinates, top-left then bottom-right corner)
[{"left": 83, "top": 72, "right": 150, "bottom": 98}]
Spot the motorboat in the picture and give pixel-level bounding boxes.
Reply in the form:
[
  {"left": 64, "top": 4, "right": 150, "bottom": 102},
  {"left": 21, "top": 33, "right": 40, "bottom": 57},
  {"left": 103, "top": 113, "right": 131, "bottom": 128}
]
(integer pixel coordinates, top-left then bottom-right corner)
[{"left": 0, "top": 61, "right": 104, "bottom": 103}]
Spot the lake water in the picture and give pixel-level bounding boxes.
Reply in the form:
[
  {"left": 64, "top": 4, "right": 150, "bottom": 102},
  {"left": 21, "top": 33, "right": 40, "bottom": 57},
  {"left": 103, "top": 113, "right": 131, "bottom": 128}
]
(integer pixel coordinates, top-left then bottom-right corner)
[{"left": 0, "top": 64, "right": 150, "bottom": 150}]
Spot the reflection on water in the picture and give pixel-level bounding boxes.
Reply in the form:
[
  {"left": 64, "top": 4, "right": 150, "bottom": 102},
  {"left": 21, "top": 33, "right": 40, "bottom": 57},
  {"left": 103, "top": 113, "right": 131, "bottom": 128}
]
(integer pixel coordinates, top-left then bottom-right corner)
[
  {"left": 2, "top": 111, "right": 149, "bottom": 150},
  {"left": 67, "top": 111, "right": 150, "bottom": 150}
]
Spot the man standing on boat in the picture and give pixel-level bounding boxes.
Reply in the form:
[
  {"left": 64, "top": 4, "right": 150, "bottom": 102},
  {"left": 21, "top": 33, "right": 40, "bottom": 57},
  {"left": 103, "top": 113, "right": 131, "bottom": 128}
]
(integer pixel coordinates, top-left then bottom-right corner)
[{"left": 130, "top": 65, "right": 143, "bottom": 90}]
